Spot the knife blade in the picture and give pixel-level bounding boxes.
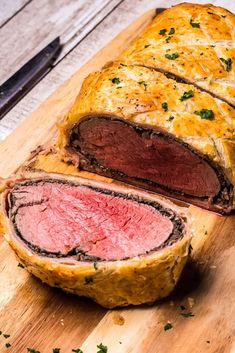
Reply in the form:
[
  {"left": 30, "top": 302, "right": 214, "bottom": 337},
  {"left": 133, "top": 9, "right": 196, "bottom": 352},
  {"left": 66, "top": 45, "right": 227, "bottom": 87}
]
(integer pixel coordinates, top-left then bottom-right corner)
[{"left": 0, "top": 36, "right": 62, "bottom": 119}]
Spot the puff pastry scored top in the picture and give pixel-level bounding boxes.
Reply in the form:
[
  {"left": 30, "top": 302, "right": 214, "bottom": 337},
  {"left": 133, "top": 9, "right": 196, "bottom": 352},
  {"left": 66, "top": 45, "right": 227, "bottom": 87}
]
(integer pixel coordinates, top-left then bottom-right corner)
[
  {"left": 59, "top": 3, "right": 235, "bottom": 214},
  {"left": 121, "top": 3, "right": 235, "bottom": 106}
]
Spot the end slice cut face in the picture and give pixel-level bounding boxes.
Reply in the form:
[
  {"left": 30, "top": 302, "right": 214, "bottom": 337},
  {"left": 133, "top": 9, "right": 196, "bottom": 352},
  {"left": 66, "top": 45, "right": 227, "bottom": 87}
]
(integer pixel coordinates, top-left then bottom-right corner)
[
  {"left": 68, "top": 115, "right": 233, "bottom": 214},
  {"left": 6, "top": 177, "right": 185, "bottom": 261}
]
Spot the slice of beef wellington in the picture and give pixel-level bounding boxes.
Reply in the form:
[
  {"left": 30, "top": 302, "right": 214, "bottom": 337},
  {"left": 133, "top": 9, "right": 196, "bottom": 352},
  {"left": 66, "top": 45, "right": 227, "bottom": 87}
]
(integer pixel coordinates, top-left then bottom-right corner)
[
  {"left": 1, "top": 173, "right": 191, "bottom": 308},
  {"left": 59, "top": 64, "right": 234, "bottom": 214}
]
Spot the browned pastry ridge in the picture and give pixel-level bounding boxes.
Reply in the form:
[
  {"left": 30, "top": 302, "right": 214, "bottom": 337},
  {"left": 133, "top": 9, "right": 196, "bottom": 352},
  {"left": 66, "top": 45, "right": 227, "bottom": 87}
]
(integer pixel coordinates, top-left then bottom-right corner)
[{"left": 59, "top": 3, "right": 235, "bottom": 215}]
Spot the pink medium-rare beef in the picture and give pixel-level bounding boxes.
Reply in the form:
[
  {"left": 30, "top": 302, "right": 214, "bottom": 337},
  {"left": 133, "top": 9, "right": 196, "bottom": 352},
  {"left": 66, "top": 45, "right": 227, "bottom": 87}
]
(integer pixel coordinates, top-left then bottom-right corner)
[
  {"left": 2, "top": 174, "right": 191, "bottom": 308},
  {"left": 7, "top": 178, "right": 184, "bottom": 261},
  {"left": 75, "top": 117, "right": 219, "bottom": 197},
  {"left": 69, "top": 115, "right": 233, "bottom": 214}
]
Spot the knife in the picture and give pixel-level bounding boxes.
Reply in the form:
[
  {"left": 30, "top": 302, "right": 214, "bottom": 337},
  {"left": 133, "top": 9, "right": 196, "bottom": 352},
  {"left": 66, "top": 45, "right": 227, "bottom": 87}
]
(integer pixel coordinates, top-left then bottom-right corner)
[{"left": 0, "top": 37, "right": 62, "bottom": 119}]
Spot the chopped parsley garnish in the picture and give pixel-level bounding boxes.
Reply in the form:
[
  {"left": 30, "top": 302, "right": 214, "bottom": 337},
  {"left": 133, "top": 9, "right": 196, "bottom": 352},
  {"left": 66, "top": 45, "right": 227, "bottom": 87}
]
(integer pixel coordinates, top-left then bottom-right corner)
[
  {"left": 169, "top": 28, "right": 175, "bottom": 35},
  {"left": 159, "top": 28, "right": 167, "bottom": 35},
  {"left": 190, "top": 19, "right": 200, "bottom": 28},
  {"left": 138, "top": 81, "right": 147, "bottom": 90},
  {"left": 166, "top": 36, "right": 172, "bottom": 43},
  {"left": 144, "top": 44, "right": 150, "bottom": 48},
  {"left": 181, "top": 311, "right": 194, "bottom": 318},
  {"left": 180, "top": 90, "right": 194, "bottom": 101},
  {"left": 162, "top": 102, "right": 168, "bottom": 112},
  {"left": 194, "top": 109, "right": 214, "bottom": 119},
  {"left": 53, "top": 349, "right": 60, "bottom": 353},
  {"left": 5, "top": 343, "right": 11, "bottom": 348},
  {"left": 179, "top": 304, "right": 194, "bottom": 317},
  {"left": 97, "top": 343, "right": 108, "bottom": 353},
  {"left": 165, "top": 52, "right": 179, "bottom": 60},
  {"left": 109, "top": 77, "right": 121, "bottom": 84},
  {"left": 167, "top": 116, "right": 174, "bottom": 121},
  {"left": 164, "top": 322, "right": 173, "bottom": 331},
  {"left": 27, "top": 349, "right": 40, "bottom": 353},
  {"left": 3, "top": 334, "right": 10, "bottom": 339},
  {"left": 220, "top": 57, "right": 232, "bottom": 72},
  {"left": 93, "top": 262, "right": 98, "bottom": 270},
  {"left": 221, "top": 15, "right": 226, "bottom": 18},
  {"left": 72, "top": 349, "right": 83, "bottom": 353},
  {"left": 18, "top": 262, "right": 25, "bottom": 268},
  {"left": 84, "top": 276, "right": 93, "bottom": 284}
]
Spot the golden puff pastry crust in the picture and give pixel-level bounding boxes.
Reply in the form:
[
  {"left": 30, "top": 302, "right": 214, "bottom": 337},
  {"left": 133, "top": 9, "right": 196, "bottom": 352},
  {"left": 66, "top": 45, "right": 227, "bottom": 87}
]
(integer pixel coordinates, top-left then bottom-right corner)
[{"left": 120, "top": 3, "right": 235, "bottom": 106}]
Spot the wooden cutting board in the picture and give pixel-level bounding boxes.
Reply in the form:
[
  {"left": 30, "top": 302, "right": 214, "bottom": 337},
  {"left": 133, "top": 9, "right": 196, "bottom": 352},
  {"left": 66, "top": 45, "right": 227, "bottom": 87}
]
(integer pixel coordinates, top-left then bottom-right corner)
[{"left": 0, "top": 10, "right": 234, "bottom": 353}]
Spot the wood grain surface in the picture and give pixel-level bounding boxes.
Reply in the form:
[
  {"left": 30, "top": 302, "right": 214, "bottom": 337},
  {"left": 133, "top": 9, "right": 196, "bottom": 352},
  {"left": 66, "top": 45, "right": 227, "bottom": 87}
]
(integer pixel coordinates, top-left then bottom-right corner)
[
  {"left": 0, "top": 0, "right": 122, "bottom": 84},
  {"left": 0, "top": 0, "right": 30, "bottom": 27},
  {"left": 0, "top": 7, "right": 235, "bottom": 353}
]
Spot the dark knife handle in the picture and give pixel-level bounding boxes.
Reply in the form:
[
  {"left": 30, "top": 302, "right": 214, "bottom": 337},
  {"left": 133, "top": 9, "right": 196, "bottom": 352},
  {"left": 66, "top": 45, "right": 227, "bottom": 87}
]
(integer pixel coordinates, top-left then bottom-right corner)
[{"left": 0, "top": 37, "right": 61, "bottom": 119}]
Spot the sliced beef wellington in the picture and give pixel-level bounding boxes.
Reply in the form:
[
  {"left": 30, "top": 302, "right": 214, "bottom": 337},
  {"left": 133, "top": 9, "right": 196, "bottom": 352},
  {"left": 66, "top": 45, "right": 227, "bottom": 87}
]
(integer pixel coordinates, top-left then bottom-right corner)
[
  {"left": 59, "top": 63, "right": 234, "bottom": 214},
  {"left": 1, "top": 173, "right": 191, "bottom": 308}
]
